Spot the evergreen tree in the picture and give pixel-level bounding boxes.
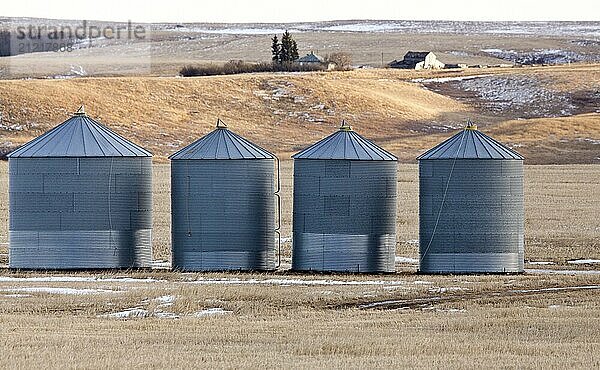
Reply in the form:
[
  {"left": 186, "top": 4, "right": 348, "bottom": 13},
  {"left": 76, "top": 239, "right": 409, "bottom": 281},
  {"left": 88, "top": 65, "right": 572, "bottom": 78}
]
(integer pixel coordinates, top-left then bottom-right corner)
[
  {"left": 290, "top": 39, "right": 299, "bottom": 61},
  {"left": 271, "top": 35, "right": 280, "bottom": 63},
  {"left": 280, "top": 30, "right": 292, "bottom": 62},
  {"left": 271, "top": 30, "right": 299, "bottom": 66}
]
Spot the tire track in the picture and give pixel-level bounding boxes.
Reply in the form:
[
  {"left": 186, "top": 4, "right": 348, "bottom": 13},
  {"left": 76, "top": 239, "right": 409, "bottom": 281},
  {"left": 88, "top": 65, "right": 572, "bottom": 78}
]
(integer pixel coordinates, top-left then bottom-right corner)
[{"left": 347, "top": 285, "right": 600, "bottom": 310}]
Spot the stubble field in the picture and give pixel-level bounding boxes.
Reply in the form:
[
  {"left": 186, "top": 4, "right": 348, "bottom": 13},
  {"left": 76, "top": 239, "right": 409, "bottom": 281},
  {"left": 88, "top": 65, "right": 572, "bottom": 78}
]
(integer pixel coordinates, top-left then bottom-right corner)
[{"left": 0, "top": 161, "right": 599, "bottom": 369}]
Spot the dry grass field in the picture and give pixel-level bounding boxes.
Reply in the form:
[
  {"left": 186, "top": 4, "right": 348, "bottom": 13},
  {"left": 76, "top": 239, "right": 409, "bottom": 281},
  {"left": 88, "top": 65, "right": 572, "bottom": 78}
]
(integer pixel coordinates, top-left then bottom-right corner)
[
  {"left": 1, "top": 273, "right": 600, "bottom": 368},
  {"left": 0, "top": 161, "right": 599, "bottom": 368},
  {"left": 1, "top": 64, "right": 599, "bottom": 164}
]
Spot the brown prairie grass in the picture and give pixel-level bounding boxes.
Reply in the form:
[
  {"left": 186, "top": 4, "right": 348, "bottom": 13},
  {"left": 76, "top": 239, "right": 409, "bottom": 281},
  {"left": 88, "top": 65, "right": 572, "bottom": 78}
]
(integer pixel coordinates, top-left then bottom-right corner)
[
  {"left": 0, "top": 271, "right": 600, "bottom": 368},
  {"left": 0, "top": 64, "right": 598, "bottom": 163}
]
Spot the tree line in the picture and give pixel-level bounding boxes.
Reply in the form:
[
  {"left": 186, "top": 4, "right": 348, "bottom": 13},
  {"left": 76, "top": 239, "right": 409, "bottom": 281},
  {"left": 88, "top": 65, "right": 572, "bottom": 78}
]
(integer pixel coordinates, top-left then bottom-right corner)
[
  {"left": 271, "top": 30, "right": 299, "bottom": 64},
  {"left": 180, "top": 30, "right": 353, "bottom": 77}
]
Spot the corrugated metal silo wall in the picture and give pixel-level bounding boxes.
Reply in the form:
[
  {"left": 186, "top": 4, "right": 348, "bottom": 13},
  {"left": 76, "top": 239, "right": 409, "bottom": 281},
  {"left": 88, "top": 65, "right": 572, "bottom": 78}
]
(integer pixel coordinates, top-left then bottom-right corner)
[
  {"left": 292, "top": 159, "right": 397, "bottom": 273},
  {"left": 9, "top": 157, "right": 153, "bottom": 269},
  {"left": 419, "top": 159, "right": 524, "bottom": 273},
  {"left": 171, "top": 160, "right": 276, "bottom": 271}
]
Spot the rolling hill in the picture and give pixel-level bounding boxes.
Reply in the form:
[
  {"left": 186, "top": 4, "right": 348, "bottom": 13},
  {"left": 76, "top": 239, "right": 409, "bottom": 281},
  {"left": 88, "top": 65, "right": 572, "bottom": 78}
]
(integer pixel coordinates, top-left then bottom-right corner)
[{"left": 0, "top": 64, "right": 598, "bottom": 164}]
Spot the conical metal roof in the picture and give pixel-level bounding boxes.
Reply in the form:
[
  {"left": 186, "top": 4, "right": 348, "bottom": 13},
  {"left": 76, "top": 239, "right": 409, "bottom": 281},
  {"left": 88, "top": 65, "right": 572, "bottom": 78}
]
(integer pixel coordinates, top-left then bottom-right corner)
[
  {"left": 292, "top": 121, "right": 397, "bottom": 161},
  {"left": 7, "top": 107, "right": 151, "bottom": 158},
  {"left": 169, "top": 119, "right": 275, "bottom": 160},
  {"left": 417, "top": 124, "right": 524, "bottom": 160}
]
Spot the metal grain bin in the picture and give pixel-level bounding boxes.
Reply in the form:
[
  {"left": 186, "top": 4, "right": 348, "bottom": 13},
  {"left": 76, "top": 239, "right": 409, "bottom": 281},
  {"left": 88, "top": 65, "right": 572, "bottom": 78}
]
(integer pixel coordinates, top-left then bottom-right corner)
[
  {"left": 291, "top": 122, "right": 398, "bottom": 273},
  {"left": 417, "top": 124, "right": 524, "bottom": 274},
  {"left": 7, "top": 107, "right": 153, "bottom": 269},
  {"left": 169, "top": 120, "right": 278, "bottom": 271}
]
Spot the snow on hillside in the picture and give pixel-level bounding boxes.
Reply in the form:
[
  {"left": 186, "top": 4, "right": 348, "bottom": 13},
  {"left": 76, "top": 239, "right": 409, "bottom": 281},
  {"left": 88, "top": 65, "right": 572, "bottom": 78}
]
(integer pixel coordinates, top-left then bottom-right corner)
[
  {"left": 454, "top": 75, "right": 576, "bottom": 117},
  {"left": 318, "top": 23, "right": 410, "bottom": 32},
  {"left": 422, "top": 74, "right": 578, "bottom": 118},
  {"left": 160, "top": 20, "right": 600, "bottom": 37},
  {"left": 481, "top": 48, "right": 598, "bottom": 65},
  {"left": 168, "top": 27, "right": 300, "bottom": 35}
]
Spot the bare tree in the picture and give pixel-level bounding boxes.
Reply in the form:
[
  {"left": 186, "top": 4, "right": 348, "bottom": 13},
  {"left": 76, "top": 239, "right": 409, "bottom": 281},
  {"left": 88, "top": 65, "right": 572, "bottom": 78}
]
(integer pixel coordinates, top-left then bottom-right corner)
[{"left": 327, "top": 52, "right": 353, "bottom": 71}]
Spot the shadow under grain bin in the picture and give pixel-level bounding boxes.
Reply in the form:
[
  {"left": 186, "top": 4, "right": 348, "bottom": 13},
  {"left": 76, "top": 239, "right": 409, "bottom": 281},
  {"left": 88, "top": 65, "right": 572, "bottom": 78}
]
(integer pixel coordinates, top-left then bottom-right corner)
[
  {"left": 291, "top": 121, "right": 398, "bottom": 273},
  {"left": 417, "top": 123, "right": 525, "bottom": 274},
  {"left": 169, "top": 119, "right": 279, "bottom": 271},
  {"left": 7, "top": 107, "right": 153, "bottom": 269}
]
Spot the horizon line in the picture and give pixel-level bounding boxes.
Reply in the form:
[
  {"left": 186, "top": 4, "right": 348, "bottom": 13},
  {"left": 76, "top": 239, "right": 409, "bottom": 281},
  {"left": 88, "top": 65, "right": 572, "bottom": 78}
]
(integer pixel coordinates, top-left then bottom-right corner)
[{"left": 2, "top": 16, "right": 598, "bottom": 24}]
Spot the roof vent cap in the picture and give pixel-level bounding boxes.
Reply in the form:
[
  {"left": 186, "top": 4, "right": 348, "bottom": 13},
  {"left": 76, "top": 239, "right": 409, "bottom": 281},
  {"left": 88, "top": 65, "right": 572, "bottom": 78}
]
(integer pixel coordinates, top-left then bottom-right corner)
[
  {"left": 216, "top": 118, "right": 228, "bottom": 129},
  {"left": 339, "top": 120, "right": 352, "bottom": 131},
  {"left": 465, "top": 119, "right": 477, "bottom": 131},
  {"left": 74, "top": 105, "right": 86, "bottom": 116}
]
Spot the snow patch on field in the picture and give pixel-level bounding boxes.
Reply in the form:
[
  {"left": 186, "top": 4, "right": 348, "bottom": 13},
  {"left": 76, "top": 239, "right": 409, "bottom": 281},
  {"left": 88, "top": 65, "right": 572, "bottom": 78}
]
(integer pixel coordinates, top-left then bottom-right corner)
[
  {"left": 254, "top": 80, "right": 333, "bottom": 123},
  {"left": 512, "top": 285, "right": 600, "bottom": 294},
  {"left": 2, "top": 294, "right": 32, "bottom": 298},
  {"left": 568, "top": 259, "right": 600, "bottom": 264},
  {"left": 152, "top": 260, "right": 171, "bottom": 269},
  {"left": 185, "top": 278, "right": 409, "bottom": 286},
  {"left": 395, "top": 256, "right": 418, "bottom": 264},
  {"left": 154, "top": 295, "right": 176, "bottom": 305},
  {"left": 102, "top": 295, "right": 180, "bottom": 319},
  {"left": 526, "top": 269, "right": 600, "bottom": 275},
  {"left": 482, "top": 24, "right": 600, "bottom": 37},
  {"left": 170, "top": 27, "right": 301, "bottom": 35},
  {"left": 102, "top": 308, "right": 150, "bottom": 319},
  {"left": 571, "top": 39, "right": 600, "bottom": 47},
  {"left": 0, "top": 122, "right": 23, "bottom": 131},
  {"left": 481, "top": 48, "right": 596, "bottom": 64},
  {"left": 422, "top": 307, "right": 467, "bottom": 313},
  {"left": 576, "top": 138, "right": 600, "bottom": 145},
  {"left": 0, "top": 287, "right": 120, "bottom": 295},
  {"left": 0, "top": 276, "right": 163, "bottom": 283},
  {"left": 429, "top": 287, "right": 467, "bottom": 293},
  {"left": 435, "top": 74, "right": 576, "bottom": 118},
  {"left": 158, "top": 21, "right": 600, "bottom": 37},
  {"left": 413, "top": 280, "right": 434, "bottom": 285},
  {"left": 481, "top": 48, "right": 503, "bottom": 54},
  {"left": 447, "top": 50, "right": 471, "bottom": 57},
  {"left": 320, "top": 23, "right": 405, "bottom": 32},
  {"left": 359, "top": 300, "right": 404, "bottom": 309},
  {"left": 154, "top": 312, "right": 180, "bottom": 319},
  {"left": 101, "top": 303, "right": 231, "bottom": 320},
  {"left": 193, "top": 308, "right": 233, "bottom": 317},
  {"left": 528, "top": 261, "right": 555, "bottom": 265},
  {"left": 440, "top": 308, "right": 467, "bottom": 313},
  {"left": 412, "top": 74, "right": 492, "bottom": 83}
]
